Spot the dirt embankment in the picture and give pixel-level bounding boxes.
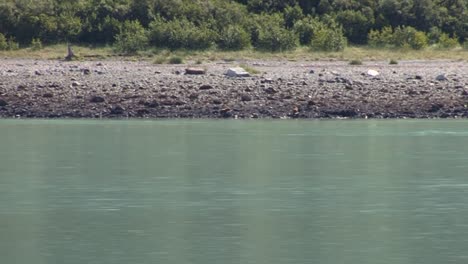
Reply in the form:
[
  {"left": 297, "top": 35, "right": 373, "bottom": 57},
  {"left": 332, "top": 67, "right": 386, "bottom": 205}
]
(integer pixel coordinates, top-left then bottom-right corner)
[{"left": 0, "top": 59, "right": 467, "bottom": 119}]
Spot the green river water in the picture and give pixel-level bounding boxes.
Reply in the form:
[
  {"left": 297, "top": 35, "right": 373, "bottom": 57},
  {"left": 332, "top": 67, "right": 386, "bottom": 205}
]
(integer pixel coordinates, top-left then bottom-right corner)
[{"left": 1, "top": 119, "right": 468, "bottom": 264}]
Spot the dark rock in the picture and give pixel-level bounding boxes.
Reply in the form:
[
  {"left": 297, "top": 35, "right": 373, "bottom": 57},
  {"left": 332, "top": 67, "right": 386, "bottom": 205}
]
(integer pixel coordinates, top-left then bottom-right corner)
[
  {"left": 145, "top": 101, "right": 159, "bottom": 108},
  {"left": 261, "top": 78, "right": 274, "bottom": 84},
  {"left": 220, "top": 108, "right": 232, "bottom": 118},
  {"left": 82, "top": 68, "right": 91, "bottom": 75},
  {"left": 0, "top": 99, "right": 7, "bottom": 107},
  {"left": 245, "top": 87, "right": 253, "bottom": 92},
  {"left": 415, "top": 75, "right": 423, "bottom": 80},
  {"left": 189, "top": 93, "right": 199, "bottom": 100},
  {"left": 90, "top": 96, "right": 105, "bottom": 103},
  {"left": 264, "top": 87, "right": 278, "bottom": 94},
  {"left": 185, "top": 68, "right": 206, "bottom": 75},
  {"left": 241, "top": 94, "right": 252, "bottom": 102},
  {"left": 429, "top": 103, "right": 443, "bottom": 112},
  {"left": 199, "top": 84, "right": 213, "bottom": 90},
  {"left": 436, "top": 74, "right": 447, "bottom": 81},
  {"left": 110, "top": 105, "right": 125, "bottom": 115},
  {"left": 462, "top": 90, "right": 468, "bottom": 96},
  {"left": 309, "top": 70, "right": 315, "bottom": 74},
  {"left": 212, "top": 99, "right": 223, "bottom": 105},
  {"left": 43, "top": 93, "right": 54, "bottom": 98},
  {"left": 35, "top": 70, "right": 43, "bottom": 76}
]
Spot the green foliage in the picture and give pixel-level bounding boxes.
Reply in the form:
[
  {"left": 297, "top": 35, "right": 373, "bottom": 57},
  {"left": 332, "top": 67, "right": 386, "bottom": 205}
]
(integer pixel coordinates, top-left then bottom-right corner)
[
  {"left": 7, "top": 37, "right": 19, "bottom": 50},
  {"left": 284, "top": 4, "right": 304, "bottom": 28},
  {"left": 349, "top": 59, "right": 362, "bottom": 65},
  {"left": 428, "top": 27, "right": 442, "bottom": 45},
  {"left": 218, "top": 25, "right": 251, "bottom": 51},
  {"left": 251, "top": 13, "right": 297, "bottom": 52},
  {"left": 149, "top": 17, "right": 215, "bottom": 50},
  {"left": 335, "top": 10, "right": 373, "bottom": 44},
  {"left": 393, "top": 26, "right": 428, "bottom": 50},
  {"left": 437, "top": 33, "right": 460, "bottom": 49},
  {"left": 368, "top": 26, "right": 394, "bottom": 47},
  {"left": 310, "top": 24, "right": 347, "bottom": 52},
  {"left": 0, "top": 0, "right": 466, "bottom": 51},
  {"left": 293, "top": 16, "right": 321, "bottom": 45},
  {"left": 368, "top": 26, "right": 428, "bottom": 50},
  {"left": 30, "top": 38, "right": 42, "bottom": 50},
  {"left": 168, "top": 56, "right": 184, "bottom": 64},
  {"left": 114, "top": 20, "right": 148, "bottom": 54},
  {"left": 389, "top": 59, "right": 398, "bottom": 65},
  {"left": 0, "top": 33, "right": 7, "bottom": 50}
]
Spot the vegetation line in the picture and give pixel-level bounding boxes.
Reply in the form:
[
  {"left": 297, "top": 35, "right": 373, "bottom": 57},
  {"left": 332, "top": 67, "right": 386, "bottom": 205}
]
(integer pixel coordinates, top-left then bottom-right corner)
[{"left": 0, "top": 0, "right": 466, "bottom": 57}]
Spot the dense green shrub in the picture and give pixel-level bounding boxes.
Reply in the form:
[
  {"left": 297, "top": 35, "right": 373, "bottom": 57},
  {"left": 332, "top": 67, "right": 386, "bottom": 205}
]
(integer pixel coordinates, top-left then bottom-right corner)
[
  {"left": 249, "top": 13, "right": 297, "bottom": 52},
  {"left": 428, "top": 27, "right": 442, "bottom": 45},
  {"left": 30, "top": 38, "right": 42, "bottom": 50},
  {"left": 114, "top": 20, "right": 148, "bottom": 54},
  {"left": 7, "top": 37, "right": 19, "bottom": 50},
  {"left": 335, "top": 10, "right": 373, "bottom": 44},
  {"left": 310, "top": 25, "right": 347, "bottom": 52},
  {"left": 0, "top": 33, "right": 7, "bottom": 50},
  {"left": 293, "top": 16, "right": 321, "bottom": 45},
  {"left": 217, "top": 25, "right": 251, "bottom": 50},
  {"left": 284, "top": 4, "right": 304, "bottom": 28},
  {"left": 149, "top": 18, "right": 215, "bottom": 50},
  {"left": 368, "top": 26, "right": 428, "bottom": 50},
  {"left": 368, "top": 26, "right": 394, "bottom": 47},
  {"left": 437, "top": 33, "right": 460, "bottom": 49},
  {"left": 393, "top": 26, "right": 428, "bottom": 50}
]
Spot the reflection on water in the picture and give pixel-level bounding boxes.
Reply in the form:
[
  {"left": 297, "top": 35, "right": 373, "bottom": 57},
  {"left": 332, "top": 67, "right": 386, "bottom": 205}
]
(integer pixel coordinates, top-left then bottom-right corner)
[{"left": 1, "top": 120, "right": 468, "bottom": 264}]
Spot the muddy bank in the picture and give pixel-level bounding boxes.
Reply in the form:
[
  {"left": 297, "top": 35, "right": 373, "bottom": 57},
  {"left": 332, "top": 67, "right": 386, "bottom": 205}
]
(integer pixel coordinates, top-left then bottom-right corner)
[{"left": 0, "top": 59, "right": 467, "bottom": 119}]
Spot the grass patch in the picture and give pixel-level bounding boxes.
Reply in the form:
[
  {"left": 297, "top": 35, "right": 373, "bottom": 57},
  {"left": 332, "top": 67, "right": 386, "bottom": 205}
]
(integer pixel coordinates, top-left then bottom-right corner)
[
  {"left": 1, "top": 43, "right": 468, "bottom": 62},
  {"left": 239, "top": 64, "right": 260, "bottom": 74},
  {"left": 389, "top": 59, "right": 399, "bottom": 65},
  {"left": 349, "top": 59, "right": 363, "bottom": 65},
  {"left": 168, "top": 56, "right": 184, "bottom": 64}
]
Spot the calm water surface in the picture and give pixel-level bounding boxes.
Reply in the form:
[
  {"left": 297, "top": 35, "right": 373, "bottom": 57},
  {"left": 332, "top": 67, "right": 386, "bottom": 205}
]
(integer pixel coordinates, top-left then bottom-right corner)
[{"left": 1, "top": 119, "right": 468, "bottom": 264}]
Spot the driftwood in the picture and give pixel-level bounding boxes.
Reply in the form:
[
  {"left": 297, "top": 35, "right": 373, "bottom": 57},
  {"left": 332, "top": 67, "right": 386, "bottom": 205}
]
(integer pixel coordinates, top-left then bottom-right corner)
[{"left": 64, "top": 43, "right": 75, "bottom": 61}]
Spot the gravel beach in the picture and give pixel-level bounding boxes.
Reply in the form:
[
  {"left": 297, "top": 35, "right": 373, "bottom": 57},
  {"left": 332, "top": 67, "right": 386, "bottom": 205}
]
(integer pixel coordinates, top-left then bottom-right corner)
[{"left": 0, "top": 58, "right": 467, "bottom": 119}]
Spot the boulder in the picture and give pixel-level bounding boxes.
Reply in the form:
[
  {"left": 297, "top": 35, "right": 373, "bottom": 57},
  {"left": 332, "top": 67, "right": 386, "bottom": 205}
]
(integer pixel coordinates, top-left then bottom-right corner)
[
  {"left": 367, "top": 69, "right": 380, "bottom": 77},
  {"left": 90, "top": 96, "right": 105, "bottom": 103},
  {"left": 0, "top": 99, "right": 7, "bottom": 107},
  {"left": 226, "top": 67, "right": 250, "bottom": 77},
  {"left": 199, "top": 84, "right": 213, "bottom": 90},
  {"left": 185, "top": 68, "right": 206, "bottom": 75},
  {"left": 436, "top": 74, "right": 448, "bottom": 81}
]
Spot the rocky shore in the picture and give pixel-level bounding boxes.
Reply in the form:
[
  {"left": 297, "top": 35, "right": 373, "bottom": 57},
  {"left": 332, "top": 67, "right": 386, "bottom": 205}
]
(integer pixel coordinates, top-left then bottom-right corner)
[{"left": 0, "top": 58, "right": 467, "bottom": 119}]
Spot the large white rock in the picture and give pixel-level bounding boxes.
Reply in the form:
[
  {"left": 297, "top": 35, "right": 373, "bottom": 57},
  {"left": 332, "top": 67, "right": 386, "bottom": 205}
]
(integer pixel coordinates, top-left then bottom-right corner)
[
  {"left": 226, "top": 67, "right": 250, "bottom": 77},
  {"left": 367, "top": 69, "right": 380, "bottom": 77}
]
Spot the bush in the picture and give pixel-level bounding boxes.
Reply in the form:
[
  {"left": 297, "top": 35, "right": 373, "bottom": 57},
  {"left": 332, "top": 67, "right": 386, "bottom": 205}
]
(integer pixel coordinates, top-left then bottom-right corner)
[
  {"left": 389, "top": 59, "right": 398, "bottom": 65},
  {"left": 437, "top": 33, "right": 459, "bottom": 49},
  {"left": 149, "top": 18, "right": 215, "bottom": 50},
  {"left": 310, "top": 26, "right": 347, "bottom": 52},
  {"left": 368, "top": 26, "right": 393, "bottom": 47},
  {"left": 256, "top": 24, "right": 297, "bottom": 52},
  {"left": 349, "top": 59, "right": 362, "bottom": 65},
  {"left": 169, "top": 56, "right": 183, "bottom": 64},
  {"left": 30, "top": 38, "right": 42, "bottom": 50},
  {"left": 0, "top": 33, "right": 7, "bottom": 50},
  {"left": 368, "top": 26, "right": 428, "bottom": 50},
  {"left": 250, "top": 13, "right": 297, "bottom": 52},
  {"left": 393, "top": 26, "right": 428, "bottom": 50},
  {"left": 217, "top": 25, "right": 251, "bottom": 50},
  {"left": 293, "top": 17, "right": 322, "bottom": 45},
  {"left": 114, "top": 20, "right": 148, "bottom": 54},
  {"left": 428, "top": 27, "right": 442, "bottom": 45},
  {"left": 7, "top": 37, "right": 19, "bottom": 50}
]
